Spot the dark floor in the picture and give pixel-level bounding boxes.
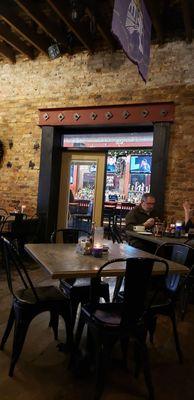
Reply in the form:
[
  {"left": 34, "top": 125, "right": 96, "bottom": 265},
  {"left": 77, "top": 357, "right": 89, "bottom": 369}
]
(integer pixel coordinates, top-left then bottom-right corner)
[{"left": 0, "top": 258, "right": 194, "bottom": 400}]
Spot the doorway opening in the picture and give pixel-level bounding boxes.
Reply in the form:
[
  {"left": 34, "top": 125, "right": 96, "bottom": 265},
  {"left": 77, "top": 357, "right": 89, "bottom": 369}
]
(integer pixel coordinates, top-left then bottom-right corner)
[{"left": 59, "top": 130, "right": 153, "bottom": 232}]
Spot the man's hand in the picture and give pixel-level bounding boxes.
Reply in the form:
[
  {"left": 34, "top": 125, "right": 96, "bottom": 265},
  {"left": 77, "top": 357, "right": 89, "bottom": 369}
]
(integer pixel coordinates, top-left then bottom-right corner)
[
  {"left": 144, "top": 218, "right": 155, "bottom": 228},
  {"left": 183, "top": 200, "right": 192, "bottom": 214}
]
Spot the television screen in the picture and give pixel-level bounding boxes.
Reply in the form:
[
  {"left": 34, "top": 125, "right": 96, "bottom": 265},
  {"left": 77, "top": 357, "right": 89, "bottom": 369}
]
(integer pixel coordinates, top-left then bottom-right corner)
[
  {"left": 130, "top": 155, "right": 152, "bottom": 174},
  {"left": 107, "top": 163, "right": 116, "bottom": 173}
]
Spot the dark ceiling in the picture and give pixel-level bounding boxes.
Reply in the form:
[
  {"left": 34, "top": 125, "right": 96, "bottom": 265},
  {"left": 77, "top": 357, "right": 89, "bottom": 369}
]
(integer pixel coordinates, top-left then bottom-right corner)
[{"left": 0, "top": 0, "right": 193, "bottom": 63}]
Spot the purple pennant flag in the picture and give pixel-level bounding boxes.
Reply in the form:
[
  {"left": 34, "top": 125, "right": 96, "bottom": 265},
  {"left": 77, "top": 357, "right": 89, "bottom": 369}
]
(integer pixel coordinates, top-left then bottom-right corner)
[{"left": 112, "top": 0, "right": 151, "bottom": 82}]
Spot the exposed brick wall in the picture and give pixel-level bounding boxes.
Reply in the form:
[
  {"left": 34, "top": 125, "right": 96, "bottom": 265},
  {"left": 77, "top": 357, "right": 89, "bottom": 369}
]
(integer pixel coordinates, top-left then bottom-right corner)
[{"left": 0, "top": 41, "right": 194, "bottom": 221}]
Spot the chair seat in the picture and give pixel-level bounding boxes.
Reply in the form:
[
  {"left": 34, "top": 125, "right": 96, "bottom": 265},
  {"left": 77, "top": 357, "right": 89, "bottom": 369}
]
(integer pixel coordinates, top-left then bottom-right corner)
[
  {"left": 17, "top": 285, "right": 67, "bottom": 304},
  {"left": 60, "top": 278, "right": 110, "bottom": 303},
  {"left": 60, "top": 277, "right": 108, "bottom": 289},
  {"left": 85, "top": 303, "right": 123, "bottom": 326},
  {"left": 61, "top": 277, "right": 91, "bottom": 288}
]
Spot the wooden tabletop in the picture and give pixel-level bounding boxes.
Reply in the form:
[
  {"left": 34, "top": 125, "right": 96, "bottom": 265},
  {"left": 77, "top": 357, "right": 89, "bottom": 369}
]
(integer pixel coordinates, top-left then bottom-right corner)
[
  {"left": 126, "top": 230, "right": 188, "bottom": 246},
  {"left": 25, "top": 241, "right": 189, "bottom": 280}
]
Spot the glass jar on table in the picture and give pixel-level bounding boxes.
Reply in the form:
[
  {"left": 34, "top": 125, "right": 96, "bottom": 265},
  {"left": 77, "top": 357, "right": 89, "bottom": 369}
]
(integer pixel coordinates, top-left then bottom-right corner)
[{"left": 153, "top": 221, "right": 165, "bottom": 237}]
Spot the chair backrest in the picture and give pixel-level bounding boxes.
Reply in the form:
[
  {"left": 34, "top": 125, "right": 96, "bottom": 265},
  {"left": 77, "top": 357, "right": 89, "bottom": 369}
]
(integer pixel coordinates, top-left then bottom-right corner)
[
  {"left": 110, "top": 225, "right": 124, "bottom": 243},
  {"left": 155, "top": 242, "right": 194, "bottom": 269},
  {"left": 11, "top": 217, "right": 41, "bottom": 242},
  {"left": 0, "top": 215, "right": 15, "bottom": 234},
  {"left": 0, "top": 215, "right": 5, "bottom": 232},
  {"left": 50, "top": 228, "right": 90, "bottom": 243},
  {"left": 0, "top": 208, "right": 8, "bottom": 217},
  {"left": 155, "top": 242, "right": 194, "bottom": 292},
  {"left": 97, "top": 257, "right": 169, "bottom": 324},
  {"left": 103, "top": 203, "right": 117, "bottom": 218},
  {"left": 121, "top": 202, "right": 136, "bottom": 211},
  {"left": 86, "top": 201, "right": 93, "bottom": 217},
  {"left": 184, "top": 239, "right": 194, "bottom": 248},
  {"left": 1, "top": 236, "right": 39, "bottom": 303}
]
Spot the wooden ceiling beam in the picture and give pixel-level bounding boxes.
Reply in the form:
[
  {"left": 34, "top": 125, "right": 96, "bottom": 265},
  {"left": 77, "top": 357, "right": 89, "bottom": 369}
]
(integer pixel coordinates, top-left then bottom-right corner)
[
  {"left": 14, "top": 0, "right": 67, "bottom": 44},
  {"left": 144, "top": 0, "right": 164, "bottom": 44},
  {"left": 0, "top": 3, "right": 49, "bottom": 54},
  {"left": 85, "top": 4, "right": 116, "bottom": 49},
  {"left": 180, "top": 0, "right": 193, "bottom": 43},
  {"left": 0, "top": 23, "right": 34, "bottom": 58},
  {"left": 0, "top": 41, "right": 16, "bottom": 63},
  {"left": 46, "top": 0, "right": 93, "bottom": 52}
]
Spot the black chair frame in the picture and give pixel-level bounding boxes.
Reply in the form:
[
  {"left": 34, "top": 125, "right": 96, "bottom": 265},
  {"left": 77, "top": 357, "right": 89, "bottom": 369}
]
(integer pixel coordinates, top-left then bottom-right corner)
[
  {"left": 50, "top": 228, "right": 110, "bottom": 328},
  {"left": 0, "top": 236, "right": 73, "bottom": 377},
  {"left": 74, "top": 256, "right": 169, "bottom": 400}
]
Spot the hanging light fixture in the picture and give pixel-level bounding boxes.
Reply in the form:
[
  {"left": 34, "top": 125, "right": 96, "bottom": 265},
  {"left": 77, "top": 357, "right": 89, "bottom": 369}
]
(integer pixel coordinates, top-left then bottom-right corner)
[
  {"left": 70, "top": 0, "right": 79, "bottom": 20},
  {"left": 48, "top": 43, "right": 61, "bottom": 60}
]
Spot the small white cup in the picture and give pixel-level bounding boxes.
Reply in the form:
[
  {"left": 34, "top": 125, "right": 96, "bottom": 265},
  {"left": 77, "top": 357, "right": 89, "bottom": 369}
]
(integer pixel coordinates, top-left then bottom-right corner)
[{"left": 133, "top": 225, "right": 145, "bottom": 232}]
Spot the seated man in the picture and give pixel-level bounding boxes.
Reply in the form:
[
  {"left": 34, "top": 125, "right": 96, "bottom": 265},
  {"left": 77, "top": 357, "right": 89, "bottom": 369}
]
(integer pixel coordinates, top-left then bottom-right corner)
[
  {"left": 125, "top": 193, "right": 157, "bottom": 253},
  {"left": 126, "top": 193, "right": 156, "bottom": 230}
]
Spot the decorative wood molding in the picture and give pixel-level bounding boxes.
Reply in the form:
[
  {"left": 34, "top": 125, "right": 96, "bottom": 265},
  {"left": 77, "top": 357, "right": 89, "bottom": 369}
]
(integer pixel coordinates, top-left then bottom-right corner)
[{"left": 39, "top": 102, "right": 174, "bottom": 127}]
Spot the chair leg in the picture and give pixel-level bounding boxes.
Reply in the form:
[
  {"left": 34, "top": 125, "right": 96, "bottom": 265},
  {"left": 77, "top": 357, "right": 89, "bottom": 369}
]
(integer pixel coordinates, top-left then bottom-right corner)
[
  {"left": 93, "top": 334, "right": 112, "bottom": 400},
  {"left": 147, "top": 314, "right": 157, "bottom": 344},
  {"left": 49, "top": 311, "right": 59, "bottom": 340},
  {"left": 170, "top": 310, "right": 183, "bottom": 364},
  {"left": 75, "top": 309, "right": 86, "bottom": 348},
  {"left": 70, "top": 298, "right": 80, "bottom": 329},
  {"left": 112, "top": 276, "right": 123, "bottom": 302},
  {"left": 141, "top": 341, "right": 155, "bottom": 400},
  {"left": 101, "top": 286, "right": 110, "bottom": 303},
  {"left": 120, "top": 336, "right": 129, "bottom": 370},
  {"left": 0, "top": 305, "right": 15, "bottom": 350},
  {"left": 179, "top": 283, "right": 190, "bottom": 320},
  {"left": 133, "top": 340, "right": 142, "bottom": 378},
  {"left": 60, "top": 308, "right": 74, "bottom": 351},
  {"left": 9, "top": 318, "right": 31, "bottom": 377}
]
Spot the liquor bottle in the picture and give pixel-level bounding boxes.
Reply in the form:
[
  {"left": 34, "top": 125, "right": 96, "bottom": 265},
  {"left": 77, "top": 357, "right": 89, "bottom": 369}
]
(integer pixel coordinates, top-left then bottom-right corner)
[
  {"left": 90, "top": 221, "right": 95, "bottom": 247},
  {"left": 175, "top": 220, "right": 183, "bottom": 238}
]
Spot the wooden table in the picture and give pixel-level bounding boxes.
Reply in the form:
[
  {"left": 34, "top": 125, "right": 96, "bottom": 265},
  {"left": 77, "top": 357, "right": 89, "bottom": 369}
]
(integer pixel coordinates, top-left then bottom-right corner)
[
  {"left": 126, "top": 230, "right": 188, "bottom": 246},
  {"left": 25, "top": 241, "right": 189, "bottom": 279}
]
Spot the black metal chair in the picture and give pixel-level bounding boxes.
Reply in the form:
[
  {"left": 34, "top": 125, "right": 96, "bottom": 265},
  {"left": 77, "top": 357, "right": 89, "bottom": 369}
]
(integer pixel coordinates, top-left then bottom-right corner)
[
  {"left": 147, "top": 242, "right": 194, "bottom": 362},
  {"left": 50, "top": 228, "right": 110, "bottom": 328},
  {"left": 72, "top": 201, "right": 93, "bottom": 230},
  {"left": 0, "top": 207, "right": 8, "bottom": 218},
  {"left": 103, "top": 203, "right": 117, "bottom": 239},
  {"left": 74, "top": 257, "right": 169, "bottom": 400},
  {"left": 5, "top": 215, "right": 43, "bottom": 257},
  {"left": 0, "top": 214, "right": 5, "bottom": 232},
  {"left": 0, "top": 236, "right": 73, "bottom": 377},
  {"left": 115, "top": 202, "right": 136, "bottom": 228}
]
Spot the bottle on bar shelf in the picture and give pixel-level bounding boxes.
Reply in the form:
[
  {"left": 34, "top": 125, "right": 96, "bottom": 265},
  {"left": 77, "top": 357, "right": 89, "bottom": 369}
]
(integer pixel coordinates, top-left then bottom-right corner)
[{"left": 90, "top": 221, "right": 95, "bottom": 247}]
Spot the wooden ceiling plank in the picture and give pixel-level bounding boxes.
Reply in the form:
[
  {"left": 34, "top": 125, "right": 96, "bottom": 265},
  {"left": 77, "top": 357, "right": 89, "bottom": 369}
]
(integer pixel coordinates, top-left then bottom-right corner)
[
  {"left": 46, "top": 0, "right": 93, "bottom": 52},
  {"left": 0, "top": 42, "right": 16, "bottom": 63},
  {"left": 85, "top": 5, "right": 116, "bottom": 49},
  {"left": 0, "top": 23, "right": 34, "bottom": 58},
  {"left": 144, "top": 0, "right": 164, "bottom": 44},
  {"left": 14, "top": 0, "right": 67, "bottom": 44},
  {"left": 0, "top": 4, "right": 49, "bottom": 54},
  {"left": 180, "top": 0, "right": 193, "bottom": 43}
]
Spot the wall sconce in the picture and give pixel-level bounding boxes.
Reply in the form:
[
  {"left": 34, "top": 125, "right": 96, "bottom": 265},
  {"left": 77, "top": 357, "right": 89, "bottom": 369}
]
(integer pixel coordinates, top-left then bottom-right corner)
[
  {"left": 70, "top": 0, "right": 85, "bottom": 21},
  {"left": 8, "top": 139, "right": 13, "bottom": 149}
]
